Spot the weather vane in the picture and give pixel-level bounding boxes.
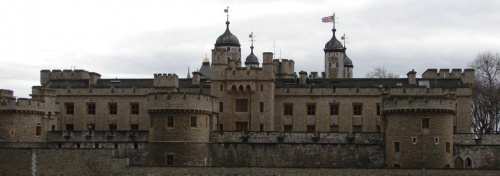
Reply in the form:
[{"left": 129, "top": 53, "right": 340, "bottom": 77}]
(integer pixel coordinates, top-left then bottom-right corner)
[
  {"left": 341, "top": 33, "right": 348, "bottom": 47},
  {"left": 249, "top": 32, "right": 256, "bottom": 46},
  {"left": 224, "top": 6, "right": 229, "bottom": 21}
]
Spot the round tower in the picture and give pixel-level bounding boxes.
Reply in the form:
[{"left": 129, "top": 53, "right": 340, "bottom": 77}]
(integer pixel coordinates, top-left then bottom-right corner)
[{"left": 383, "top": 95, "right": 455, "bottom": 168}]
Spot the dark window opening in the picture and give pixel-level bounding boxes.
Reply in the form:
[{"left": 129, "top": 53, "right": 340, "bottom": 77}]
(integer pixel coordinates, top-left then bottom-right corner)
[
  {"left": 259, "top": 124, "right": 264, "bottom": 131},
  {"left": 353, "top": 104, "right": 362, "bottom": 115},
  {"left": 66, "top": 124, "right": 74, "bottom": 132},
  {"left": 284, "top": 104, "right": 293, "bottom": 115},
  {"left": 330, "top": 104, "right": 339, "bottom": 115},
  {"left": 191, "top": 117, "right": 197, "bottom": 127},
  {"left": 307, "top": 104, "right": 316, "bottom": 116},
  {"left": 35, "top": 126, "right": 42, "bottom": 136},
  {"left": 109, "top": 124, "right": 117, "bottom": 131},
  {"left": 259, "top": 102, "right": 264, "bottom": 112},
  {"left": 219, "top": 102, "right": 223, "bottom": 112},
  {"left": 65, "top": 103, "right": 74, "bottom": 115},
  {"left": 167, "top": 116, "right": 174, "bottom": 127},
  {"left": 307, "top": 125, "right": 316, "bottom": 133},
  {"left": 87, "top": 103, "right": 96, "bottom": 115},
  {"left": 235, "top": 122, "right": 248, "bottom": 132},
  {"left": 284, "top": 125, "right": 293, "bottom": 132},
  {"left": 131, "top": 124, "right": 139, "bottom": 131},
  {"left": 166, "top": 155, "right": 174, "bottom": 166},
  {"left": 130, "top": 103, "right": 139, "bottom": 115},
  {"left": 236, "top": 99, "right": 248, "bottom": 112},
  {"left": 394, "top": 142, "right": 400, "bottom": 153},
  {"left": 109, "top": 103, "right": 117, "bottom": 115},
  {"left": 376, "top": 104, "right": 381, "bottom": 116}
]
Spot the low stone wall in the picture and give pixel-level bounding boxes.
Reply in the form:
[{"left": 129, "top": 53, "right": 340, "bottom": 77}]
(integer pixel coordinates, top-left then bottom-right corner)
[
  {"left": 210, "top": 131, "right": 383, "bottom": 144},
  {"left": 454, "top": 133, "right": 500, "bottom": 145},
  {"left": 47, "top": 130, "right": 149, "bottom": 142}
]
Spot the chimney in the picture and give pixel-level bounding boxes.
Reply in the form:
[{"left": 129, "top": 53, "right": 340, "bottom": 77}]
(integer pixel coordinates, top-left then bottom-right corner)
[
  {"left": 407, "top": 69, "right": 417, "bottom": 85},
  {"left": 299, "top": 71, "right": 308, "bottom": 85},
  {"left": 192, "top": 72, "right": 201, "bottom": 85}
]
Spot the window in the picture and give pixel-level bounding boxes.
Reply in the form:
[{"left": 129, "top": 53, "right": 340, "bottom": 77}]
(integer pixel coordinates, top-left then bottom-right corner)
[
  {"left": 465, "top": 157, "right": 472, "bottom": 168},
  {"left": 284, "top": 103, "right": 293, "bottom": 115},
  {"left": 191, "top": 116, "right": 197, "bottom": 127},
  {"left": 259, "top": 102, "right": 264, "bottom": 112},
  {"left": 66, "top": 124, "right": 74, "bottom": 131},
  {"left": 330, "top": 125, "right": 339, "bottom": 132},
  {"left": 435, "top": 137, "right": 439, "bottom": 144},
  {"left": 219, "top": 102, "right": 223, "bottom": 112},
  {"left": 394, "top": 142, "right": 400, "bottom": 153},
  {"left": 109, "top": 124, "right": 117, "bottom": 131},
  {"left": 330, "top": 104, "right": 339, "bottom": 115},
  {"left": 376, "top": 125, "right": 381, "bottom": 132},
  {"left": 446, "top": 142, "right": 451, "bottom": 153},
  {"left": 235, "top": 122, "right": 248, "bottom": 132},
  {"left": 284, "top": 125, "right": 293, "bottom": 132},
  {"left": 376, "top": 104, "right": 381, "bottom": 116},
  {"left": 10, "top": 129, "right": 15, "bottom": 136},
  {"left": 307, "top": 103, "right": 316, "bottom": 116},
  {"left": 307, "top": 125, "right": 316, "bottom": 133},
  {"left": 167, "top": 116, "right": 174, "bottom": 127},
  {"left": 109, "top": 103, "right": 117, "bottom": 115},
  {"left": 422, "top": 118, "right": 430, "bottom": 129},
  {"left": 412, "top": 137, "right": 417, "bottom": 144},
  {"left": 353, "top": 104, "right": 362, "bottom": 115},
  {"left": 236, "top": 99, "right": 248, "bottom": 112},
  {"left": 259, "top": 124, "right": 264, "bottom": 131},
  {"left": 353, "top": 125, "right": 362, "bottom": 132},
  {"left": 260, "top": 85, "right": 264, "bottom": 91},
  {"left": 134, "top": 143, "right": 138, "bottom": 149},
  {"left": 220, "top": 84, "right": 223, "bottom": 92},
  {"left": 218, "top": 124, "right": 224, "bottom": 131},
  {"left": 87, "top": 103, "right": 96, "bottom": 115},
  {"left": 95, "top": 143, "right": 99, "bottom": 148},
  {"left": 166, "top": 155, "right": 174, "bottom": 166},
  {"left": 114, "top": 143, "right": 119, "bottom": 149},
  {"left": 35, "top": 126, "right": 42, "bottom": 136},
  {"left": 131, "top": 124, "right": 139, "bottom": 130},
  {"left": 65, "top": 103, "right": 74, "bottom": 115},
  {"left": 130, "top": 103, "right": 139, "bottom": 115}
]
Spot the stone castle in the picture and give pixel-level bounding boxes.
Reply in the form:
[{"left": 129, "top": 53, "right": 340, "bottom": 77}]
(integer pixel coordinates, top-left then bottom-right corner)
[{"left": 1, "top": 13, "right": 500, "bottom": 175}]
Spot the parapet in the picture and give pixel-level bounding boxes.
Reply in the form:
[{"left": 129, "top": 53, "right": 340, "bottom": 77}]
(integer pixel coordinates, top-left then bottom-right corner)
[
  {"left": 147, "top": 92, "right": 217, "bottom": 114},
  {"left": 383, "top": 95, "right": 456, "bottom": 114},
  {"left": 40, "top": 69, "right": 100, "bottom": 86},
  {"left": 273, "top": 59, "right": 296, "bottom": 79},
  {"left": 0, "top": 98, "right": 46, "bottom": 113},
  {"left": 422, "top": 68, "right": 475, "bottom": 86},
  {"left": 153, "top": 73, "right": 178, "bottom": 88},
  {"left": 0, "top": 89, "right": 14, "bottom": 98}
]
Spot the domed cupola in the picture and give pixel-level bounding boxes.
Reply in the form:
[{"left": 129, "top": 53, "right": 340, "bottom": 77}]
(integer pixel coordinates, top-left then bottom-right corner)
[
  {"left": 215, "top": 21, "right": 241, "bottom": 47},
  {"left": 245, "top": 46, "right": 259, "bottom": 66},
  {"left": 344, "top": 54, "right": 353, "bottom": 67},
  {"left": 324, "top": 28, "right": 345, "bottom": 52}
]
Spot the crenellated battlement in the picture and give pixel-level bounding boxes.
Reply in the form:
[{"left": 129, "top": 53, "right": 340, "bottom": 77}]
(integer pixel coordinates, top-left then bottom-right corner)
[
  {"left": 383, "top": 95, "right": 456, "bottom": 113},
  {"left": 40, "top": 69, "right": 101, "bottom": 85},
  {"left": 0, "top": 98, "right": 47, "bottom": 113},
  {"left": 153, "top": 73, "right": 178, "bottom": 88},
  {"left": 422, "top": 68, "right": 475, "bottom": 85},
  {"left": 273, "top": 59, "right": 295, "bottom": 79}
]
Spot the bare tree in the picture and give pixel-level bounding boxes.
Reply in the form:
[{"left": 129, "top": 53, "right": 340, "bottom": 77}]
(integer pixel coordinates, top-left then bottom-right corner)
[
  {"left": 366, "top": 66, "right": 400, "bottom": 78},
  {"left": 469, "top": 51, "right": 500, "bottom": 134}
]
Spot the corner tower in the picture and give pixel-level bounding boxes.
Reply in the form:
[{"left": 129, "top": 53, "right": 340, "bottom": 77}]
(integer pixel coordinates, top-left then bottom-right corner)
[{"left": 324, "top": 14, "right": 353, "bottom": 78}]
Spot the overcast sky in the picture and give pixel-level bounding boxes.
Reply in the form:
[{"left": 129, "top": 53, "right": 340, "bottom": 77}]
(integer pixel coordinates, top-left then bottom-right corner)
[{"left": 1, "top": 0, "right": 499, "bottom": 98}]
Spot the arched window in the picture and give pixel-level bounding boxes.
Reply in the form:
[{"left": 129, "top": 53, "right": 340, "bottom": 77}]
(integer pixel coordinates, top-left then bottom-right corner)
[
  {"left": 246, "top": 85, "right": 251, "bottom": 93},
  {"left": 465, "top": 157, "right": 472, "bottom": 168},
  {"left": 238, "top": 85, "right": 244, "bottom": 92},
  {"left": 231, "top": 85, "right": 237, "bottom": 93},
  {"left": 455, "top": 157, "right": 463, "bottom": 168}
]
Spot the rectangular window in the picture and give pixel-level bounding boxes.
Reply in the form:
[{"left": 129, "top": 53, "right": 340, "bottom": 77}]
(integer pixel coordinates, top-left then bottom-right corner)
[
  {"left": 446, "top": 142, "right": 451, "bottom": 153},
  {"left": 219, "top": 102, "right": 223, "bottom": 112},
  {"left": 35, "top": 126, "right": 42, "bottom": 136},
  {"left": 130, "top": 103, "right": 139, "bottom": 115},
  {"left": 435, "top": 137, "right": 439, "bottom": 144},
  {"left": 353, "top": 104, "right": 362, "bottom": 115},
  {"left": 376, "top": 104, "right": 381, "bottom": 116},
  {"left": 307, "top": 125, "right": 316, "bottom": 133},
  {"left": 259, "top": 102, "right": 264, "bottom": 112},
  {"left": 109, "top": 103, "right": 117, "bottom": 115},
  {"left": 376, "top": 125, "right": 381, "bottom": 132},
  {"left": 130, "top": 124, "right": 139, "bottom": 130},
  {"left": 353, "top": 125, "right": 362, "bottom": 132},
  {"left": 394, "top": 142, "right": 400, "bottom": 153},
  {"left": 109, "top": 124, "right": 117, "bottom": 131},
  {"left": 218, "top": 124, "right": 224, "bottom": 131},
  {"left": 422, "top": 118, "right": 430, "bottom": 129},
  {"left": 166, "top": 155, "right": 174, "bottom": 166},
  {"left": 236, "top": 99, "right": 248, "bottom": 112},
  {"left": 259, "top": 124, "right": 264, "bottom": 131},
  {"left": 330, "top": 125, "right": 339, "bottom": 132},
  {"left": 191, "top": 116, "right": 197, "bottom": 127},
  {"left": 167, "top": 116, "right": 174, "bottom": 127},
  {"left": 330, "top": 103, "right": 339, "bottom": 115},
  {"left": 284, "top": 125, "right": 293, "bottom": 132},
  {"left": 284, "top": 103, "right": 293, "bottom": 115},
  {"left": 235, "top": 122, "right": 248, "bottom": 132},
  {"left": 412, "top": 137, "right": 417, "bottom": 144},
  {"left": 220, "top": 85, "right": 223, "bottom": 92},
  {"left": 260, "top": 85, "right": 264, "bottom": 91},
  {"left": 65, "top": 103, "right": 74, "bottom": 115},
  {"left": 307, "top": 103, "right": 316, "bottom": 116},
  {"left": 87, "top": 103, "right": 96, "bottom": 115},
  {"left": 66, "top": 124, "right": 74, "bottom": 131}
]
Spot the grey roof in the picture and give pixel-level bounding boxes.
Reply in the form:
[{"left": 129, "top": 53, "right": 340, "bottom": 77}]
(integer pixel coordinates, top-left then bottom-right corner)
[
  {"left": 344, "top": 54, "right": 353, "bottom": 67},
  {"left": 215, "top": 21, "right": 240, "bottom": 47},
  {"left": 245, "top": 46, "right": 259, "bottom": 65},
  {"left": 199, "top": 62, "right": 211, "bottom": 79},
  {"left": 324, "top": 28, "right": 345, "bottom": 52}
]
